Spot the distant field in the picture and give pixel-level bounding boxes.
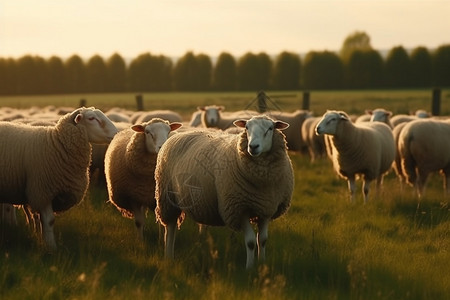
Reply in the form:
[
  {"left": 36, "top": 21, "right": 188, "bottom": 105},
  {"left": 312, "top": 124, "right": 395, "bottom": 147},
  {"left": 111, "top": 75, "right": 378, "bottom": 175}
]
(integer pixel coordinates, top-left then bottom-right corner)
[
  {"left": 1, "top": 89, "right": 449, "bottom": 120},
  {"left": 0, "top": 90, "right": 449, "bottom": 299}
]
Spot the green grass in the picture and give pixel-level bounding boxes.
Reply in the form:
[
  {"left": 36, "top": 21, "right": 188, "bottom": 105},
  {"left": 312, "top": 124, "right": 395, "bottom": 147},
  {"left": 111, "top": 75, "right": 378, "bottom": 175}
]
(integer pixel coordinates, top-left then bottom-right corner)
[{"left": 1, "top": 90, "right": 450, "bottom": 299}]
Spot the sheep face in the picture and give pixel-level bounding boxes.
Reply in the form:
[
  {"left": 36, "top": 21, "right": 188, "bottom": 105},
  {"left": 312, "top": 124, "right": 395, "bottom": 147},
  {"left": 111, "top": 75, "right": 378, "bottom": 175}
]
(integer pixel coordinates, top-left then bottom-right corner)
[
  {"left": 234, "top": 116, "right": 289, "bottom": 157},
  {"left": 368, "top": 108, "right": 392, "bottom": 123},
  {"left": 132, "top": 121, "right": 182, "bottom": 154},
  {"left": 199, "top": 105, "right": 223, "bottom": 127},
  {"left": 315, "top": 111, "right": 349, "bottom": 136},
  {"left": 74, "top": 108, "right": 118, "bottom": 144}
]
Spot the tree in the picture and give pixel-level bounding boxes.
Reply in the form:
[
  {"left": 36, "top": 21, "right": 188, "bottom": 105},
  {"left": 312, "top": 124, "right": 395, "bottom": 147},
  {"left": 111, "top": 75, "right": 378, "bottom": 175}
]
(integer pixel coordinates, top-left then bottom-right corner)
[
  {"left": 432, "top": 44, "right": 450, "bottom": 87},
  {"left": 237, "top": 52, "right": 272, "bottom": 91},
  {"left": 195, "top": 54, "right": 212, "bottom": 91},
  {"left": 86, "top": 55, "right": 108, "bottom": 93},
  {"left": 344, "top": 49, "right": 383, "bottom": 89},
  {"left": 410, "top": 47, "right": 432, "bottom": 88},
  {"left": 384, "top": 46, "right": 412, "bottom": 88},
  {"left": 302, "top": 51, "right": 343, "bottom": 90},
  {"left": 340, "top": 31, "right": 373, "bottom": 62},
  {"left": 34, "top": 56, "right": 50, "bottom": 94},
  {"left": 0, "top": 58, "right": 17, "bottom": 95},
  {"left": 272, "top": 51, "right": 301, "bottom": 90},
  {"left": 65, "top": 55, "right": 87, "bottom": 93},
  {"left": 212, "top": 52, "right": 237, "bottom": 91},
  {"left": 16, "top": 55, "right": 38, "bottom": 94},
  {"left": 47, "top": 56, "right": 66, "bottom": 94},
  {"left": 128, "top": 53, "right": 172, "bottom": 92},
  {"left": 172, "top": 51, "right": 197, "bottom": 91},
  {"left": 106, "top": 53, "right": 127, "bottom": 92}
]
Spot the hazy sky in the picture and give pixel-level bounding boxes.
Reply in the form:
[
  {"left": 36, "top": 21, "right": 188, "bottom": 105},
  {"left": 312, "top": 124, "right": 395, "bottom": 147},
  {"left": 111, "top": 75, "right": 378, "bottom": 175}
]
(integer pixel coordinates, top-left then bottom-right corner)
[{"left": 1, "top": 0, "right": 449, "bottom": 59}]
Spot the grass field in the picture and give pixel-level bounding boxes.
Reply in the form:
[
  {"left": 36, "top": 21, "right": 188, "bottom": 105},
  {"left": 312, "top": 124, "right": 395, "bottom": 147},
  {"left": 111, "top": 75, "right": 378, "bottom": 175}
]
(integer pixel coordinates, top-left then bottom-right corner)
[{"left": 0, "top": 90, "right": 449, "bottom": 299}]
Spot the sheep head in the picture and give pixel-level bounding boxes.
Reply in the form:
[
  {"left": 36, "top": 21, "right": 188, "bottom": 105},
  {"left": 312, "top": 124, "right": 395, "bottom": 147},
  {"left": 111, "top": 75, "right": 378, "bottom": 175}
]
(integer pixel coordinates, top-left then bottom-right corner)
[
  {"left": 198, "top": 105, "right": 224, "bottom": 127},
  {"left": 73, "top": 107, "right": 118, "bottom": 144},
  {"left": 131, "top": 118, "right": 182, "bottom": 154},
  {"left": 315, "top": 110, "right": 349, "bottom": 136},
  {"left": 234, "top": 115, "right": 289, "bottom": 157}
]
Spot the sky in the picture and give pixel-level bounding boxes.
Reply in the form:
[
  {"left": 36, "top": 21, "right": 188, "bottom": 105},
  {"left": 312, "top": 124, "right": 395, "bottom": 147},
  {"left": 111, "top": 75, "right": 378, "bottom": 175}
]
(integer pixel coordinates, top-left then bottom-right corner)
[{"left": 1, "top": 0, "right": 449, "bottom": 60}]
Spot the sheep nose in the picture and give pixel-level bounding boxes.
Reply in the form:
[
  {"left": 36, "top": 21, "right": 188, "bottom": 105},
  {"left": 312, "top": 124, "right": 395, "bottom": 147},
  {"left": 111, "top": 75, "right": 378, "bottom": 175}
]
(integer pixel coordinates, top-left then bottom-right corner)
[{"left": 249, "top": 144, "right": 259, "bottom": 151}]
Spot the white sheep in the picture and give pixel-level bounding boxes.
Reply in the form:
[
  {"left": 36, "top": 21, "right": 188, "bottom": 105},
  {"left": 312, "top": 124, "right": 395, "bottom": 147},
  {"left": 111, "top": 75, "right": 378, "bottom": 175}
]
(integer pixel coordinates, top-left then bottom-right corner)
[
  {"left": 390, "top": 110, "right": 430, "bottom": 127},
  {"left": 301, "top": 116, "right": 326, "bottom": 162},
  {"left": 0, "top": 107, "right": 118, "bottom": 251},
  {"left": 105, "top": 118, "right": 182, "bottom": 240},
  {"left": 267, "top": 110, "right": 312, "bottom": 153},
  {"left": 155, "top": 115, "right": 294, "bottom": 269},
  {"left": 368, "top": 108, "right": 394, "bottom": 128},
  {"left": 398, "top": 119, "right": 450, "bottom": 197},
  {"left": 198, "top": 105, "right": 259, "bottom": 130},
  {"left": 132, "top": 110, "right": 183, "bottom": 124},
  {"left": 315, "top": 110, "right": 396, "bottom": 203}
]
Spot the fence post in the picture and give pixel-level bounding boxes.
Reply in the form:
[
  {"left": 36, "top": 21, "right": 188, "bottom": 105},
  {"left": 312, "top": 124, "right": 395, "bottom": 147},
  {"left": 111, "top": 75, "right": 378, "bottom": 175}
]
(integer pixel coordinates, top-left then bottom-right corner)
[
  {"left": 135, "top": 94, "right": 144, "bottom": 111},
  {"left": 431, "top": 88, "right": 441, "bottom": 116},
  {"left": 302, "top": 91, "right": 310, "bottom": 110},
  {"left": 257, "top": 91, "right": 267, "bottom": 113},
  {"left": 79, "top": 98, "right": 87, "bottom": 107}
]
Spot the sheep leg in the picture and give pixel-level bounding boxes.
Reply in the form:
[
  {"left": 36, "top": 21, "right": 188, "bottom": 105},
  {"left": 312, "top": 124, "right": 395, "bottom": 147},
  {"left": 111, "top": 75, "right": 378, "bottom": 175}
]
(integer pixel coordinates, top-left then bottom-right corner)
[
  {"left": 39, "top": 205, "right": 57, "bottom": 252},
  {"left": 132, "top": 205, "right": 145, "bottom": 241},
  {"left": 257, "top": 218, "right": 269, "bottom": 263},
  {"left": 347, "top": 177, "right": 356, "bottom": 202},
  {"left": 362, "top": 179, "right": 371, "bottom": 204},
  {"left": 416, "top": 169, "right": 429, "bottom": 198},
  {"left": 242, "top": 218, "right": 256, "bottom": 269},
  {"left": 164, "top": 222, "right": 176, "bottom": 259}
]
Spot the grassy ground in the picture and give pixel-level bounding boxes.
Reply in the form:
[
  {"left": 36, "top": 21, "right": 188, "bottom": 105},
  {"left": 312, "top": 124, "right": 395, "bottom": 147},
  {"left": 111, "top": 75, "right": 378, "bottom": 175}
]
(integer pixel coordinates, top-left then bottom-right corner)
[{"left": 0, "top": 90, "right": 449, "bottom": 299}]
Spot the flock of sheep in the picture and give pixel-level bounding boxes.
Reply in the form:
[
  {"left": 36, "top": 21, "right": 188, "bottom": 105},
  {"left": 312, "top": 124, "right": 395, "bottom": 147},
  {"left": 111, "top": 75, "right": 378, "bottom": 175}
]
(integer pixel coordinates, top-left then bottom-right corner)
[{"left": 0, "top": 103, "right": 447, "bottom": 268}]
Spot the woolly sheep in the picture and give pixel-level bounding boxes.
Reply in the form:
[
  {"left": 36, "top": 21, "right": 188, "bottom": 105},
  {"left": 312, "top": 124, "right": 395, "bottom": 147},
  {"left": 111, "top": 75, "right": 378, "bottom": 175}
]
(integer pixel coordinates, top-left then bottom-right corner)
[
  {"left": 315, "top": 110, "right": 396, "bottom": 203},
  {"left": 368, "top": 108, "right": 394, "bottom": 128},
  {"left": 133, "top": 110, "right": 183, "bottom": 124},
  {"left": 391, "top": 110, "right": 430, "bottom": 127},
  {"left": 105, "top": 118, "right": 182, "bottom": 239},
  {"left": 301, "top": 116, "right": 326, "bottom": 162},
  {"left": 155, "top": 115, "right": 294, "bottom": 269},
  {"left": 198, "top": 105, "right": 259, "bottom": 130},
  {"left": 0, "top": 107, "right": 118, "bottom": 251},
  {"left": 268, "top": 110, "right": 312, "bottom": 153},
  {"left": 398, "top": 119, "right": 450, "bottom": 197}
]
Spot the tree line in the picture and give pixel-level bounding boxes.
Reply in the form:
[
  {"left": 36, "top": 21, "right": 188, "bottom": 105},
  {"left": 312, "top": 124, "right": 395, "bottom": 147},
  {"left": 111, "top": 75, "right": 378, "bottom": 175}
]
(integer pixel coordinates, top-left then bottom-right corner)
[{"left": 0, "top": 37, "right": 449, "bottom": 95}]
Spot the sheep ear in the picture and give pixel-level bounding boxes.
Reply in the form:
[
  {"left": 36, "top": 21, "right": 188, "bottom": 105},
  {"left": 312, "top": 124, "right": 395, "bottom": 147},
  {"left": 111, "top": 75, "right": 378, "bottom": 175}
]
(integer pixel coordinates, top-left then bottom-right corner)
[
  {"left": 339, "top": 113, "right": 349, "bottom": 121},
  {"left": 233, "top": 120, "right": 247, "bottom": 128},
  {"left": 366, "top": 109, "right": 373, "bottom": 115},
  {"left": 275, "top": 121, "right": 289, "bottom": 130},
  {"left": 74, "top": 114, "right": 83, "bottom": 124},
  {"left": 218, "top": 106, "right": 225, "bottom": 111},
  {"left": 198, "top": 106, "right": 206, "bottom": 111},
  {"left": 131, "top": 125, "right": 145, "bottom": 132},
  {"left": 169, "top": 122, "right": 183, "bottom": 131}
]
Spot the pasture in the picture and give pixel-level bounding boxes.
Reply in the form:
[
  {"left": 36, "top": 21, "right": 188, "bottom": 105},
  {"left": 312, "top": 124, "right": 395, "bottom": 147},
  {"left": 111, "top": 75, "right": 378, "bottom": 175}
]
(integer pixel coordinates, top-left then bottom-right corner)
[{"left": 0, "top": 90, "right": 449, "bottom": 299}]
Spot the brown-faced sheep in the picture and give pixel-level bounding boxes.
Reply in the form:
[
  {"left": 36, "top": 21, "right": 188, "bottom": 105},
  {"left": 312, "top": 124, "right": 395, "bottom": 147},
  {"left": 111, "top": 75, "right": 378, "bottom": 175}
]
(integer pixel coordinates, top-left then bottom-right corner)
[
  {"left": 315, "top": 110, "right": 396, "bottom": 203},
  {"left": 155, "top": 115, "right": 294, "bottom": 269}
]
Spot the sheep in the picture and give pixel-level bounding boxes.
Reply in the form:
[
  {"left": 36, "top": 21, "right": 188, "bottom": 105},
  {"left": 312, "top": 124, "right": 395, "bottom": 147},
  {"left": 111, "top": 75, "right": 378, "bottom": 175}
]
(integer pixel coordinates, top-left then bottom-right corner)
[
  {"left": 133, "top": 110, "right": 183, "bottom": 124},
  {"left": 268, "top": 110, "right": 312, "bottom": 153},
  {"left": 391, "top": 110, "right": 430, "bottom": 127},
  {"left": 105, "top": 118, "right": 182, "bottom": 240},
  {"left": 315, "top": 110, "right": 396, "bottom": 203},
  {"left": 155, "top": 115, "right": 294, "bottom": 269},
  {"left": 198, "top": 105, "right": 259, "bottom": 130},
  {"left": 0, "top": 107, "right": 118, "bottom": 251},
  {"left": 301, "top": 116, "right": 326, "bottom": 162},
  {"left": 398, "top": 119, "right": 450, "bottom": 197},
  {"left": 368, "top": 108, "right": 394, "bottom": 128}
]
